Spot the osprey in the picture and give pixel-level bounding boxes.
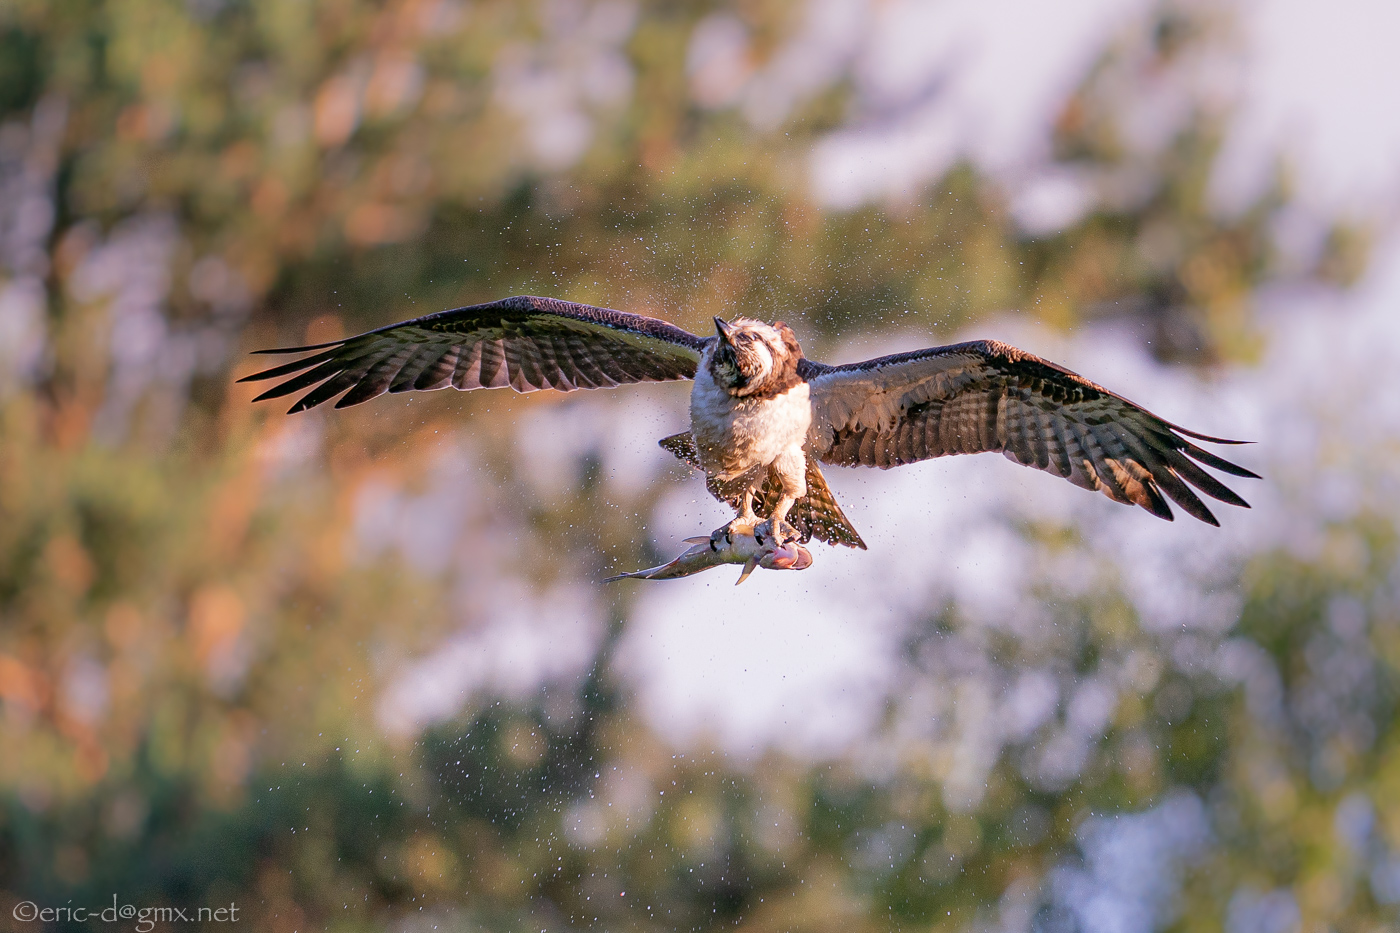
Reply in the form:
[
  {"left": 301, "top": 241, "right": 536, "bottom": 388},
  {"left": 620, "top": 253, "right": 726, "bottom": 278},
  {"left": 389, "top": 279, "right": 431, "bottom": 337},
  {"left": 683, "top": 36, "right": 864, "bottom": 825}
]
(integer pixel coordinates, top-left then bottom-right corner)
[{"left": 242, "top": 296, "right": 1256, "bottom": 551}]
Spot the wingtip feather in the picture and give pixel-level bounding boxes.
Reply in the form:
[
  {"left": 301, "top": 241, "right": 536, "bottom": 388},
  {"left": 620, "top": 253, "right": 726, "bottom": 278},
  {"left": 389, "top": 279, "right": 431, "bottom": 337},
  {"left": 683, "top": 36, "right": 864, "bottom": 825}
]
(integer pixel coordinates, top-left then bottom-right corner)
[
  {"left": 1140, "top": 485, "right": 1176, "bottom": 522},
  {"left": 1185, "top": 445, "right": 1261, "bottom": 479},
  {"left": 1184, "top": 496, "right": 1220, "bottom": 526},
  {"left": 1166, "top": 423, "right": 1254, "bottom": 445},
  {"left": 250, "top": 339, "right": 349, "bottom": 355},
  {"left": 252, "top": 385, "right": 293, "bottom": 404}
]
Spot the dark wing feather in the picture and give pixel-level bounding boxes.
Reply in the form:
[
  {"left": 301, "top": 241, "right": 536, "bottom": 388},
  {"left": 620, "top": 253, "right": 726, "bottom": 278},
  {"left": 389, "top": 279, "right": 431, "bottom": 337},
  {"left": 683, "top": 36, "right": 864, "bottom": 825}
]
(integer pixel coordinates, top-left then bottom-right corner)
[
  {"left": 801, "top": 340, "right": 1258, "bottom": 525},
  {"left": 240, "top": 296, "right": 707, "bottom": 413}
]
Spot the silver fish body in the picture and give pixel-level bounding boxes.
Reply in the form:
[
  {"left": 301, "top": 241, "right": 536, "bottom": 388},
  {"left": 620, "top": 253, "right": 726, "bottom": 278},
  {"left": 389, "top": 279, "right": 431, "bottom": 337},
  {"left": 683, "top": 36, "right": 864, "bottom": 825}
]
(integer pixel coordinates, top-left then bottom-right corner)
[{"left": 604, "top": 524, "right": 813, "bottom": 585}]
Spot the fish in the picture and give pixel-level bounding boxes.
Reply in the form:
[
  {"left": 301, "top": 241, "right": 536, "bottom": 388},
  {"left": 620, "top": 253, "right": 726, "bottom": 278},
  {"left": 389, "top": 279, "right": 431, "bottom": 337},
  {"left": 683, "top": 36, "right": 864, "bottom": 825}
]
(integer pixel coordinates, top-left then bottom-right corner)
[{"left": 604, "top": 524, "right": 814, "bottom": 585}]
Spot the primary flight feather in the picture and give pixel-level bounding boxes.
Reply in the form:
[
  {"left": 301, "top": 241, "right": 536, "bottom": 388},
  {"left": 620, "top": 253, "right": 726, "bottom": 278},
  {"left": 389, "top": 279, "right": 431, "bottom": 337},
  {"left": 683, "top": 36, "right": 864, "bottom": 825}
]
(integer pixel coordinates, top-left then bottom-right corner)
[{"left": 242, "top": 295, "right": 1257, "bottom": 550}]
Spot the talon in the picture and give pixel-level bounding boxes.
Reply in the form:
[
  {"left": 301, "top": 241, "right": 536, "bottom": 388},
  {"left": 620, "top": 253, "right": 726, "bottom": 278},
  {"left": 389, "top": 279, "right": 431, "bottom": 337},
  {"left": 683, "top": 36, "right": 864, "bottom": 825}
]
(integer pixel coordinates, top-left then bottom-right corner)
[
  {"left": 754, "top": 518, "right": 799, "bottom": 547},
  {"left": 709, "top": 519, "right": 751, "bottom": 552}
]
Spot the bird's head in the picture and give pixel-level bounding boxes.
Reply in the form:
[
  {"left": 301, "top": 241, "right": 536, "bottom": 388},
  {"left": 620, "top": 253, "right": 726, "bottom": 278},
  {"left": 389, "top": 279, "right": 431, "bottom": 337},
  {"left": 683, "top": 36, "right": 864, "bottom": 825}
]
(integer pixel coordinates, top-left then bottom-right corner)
[{"left": 708, "top": 317, "right": 804, "bottom": 397}]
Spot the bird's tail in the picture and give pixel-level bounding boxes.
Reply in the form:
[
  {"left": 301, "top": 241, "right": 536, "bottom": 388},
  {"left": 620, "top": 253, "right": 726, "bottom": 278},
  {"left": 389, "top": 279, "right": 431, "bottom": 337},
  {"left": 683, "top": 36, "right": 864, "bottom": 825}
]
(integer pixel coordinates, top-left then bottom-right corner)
[{"left": 658, "top": 432, "right": 867, "bottom": 550}]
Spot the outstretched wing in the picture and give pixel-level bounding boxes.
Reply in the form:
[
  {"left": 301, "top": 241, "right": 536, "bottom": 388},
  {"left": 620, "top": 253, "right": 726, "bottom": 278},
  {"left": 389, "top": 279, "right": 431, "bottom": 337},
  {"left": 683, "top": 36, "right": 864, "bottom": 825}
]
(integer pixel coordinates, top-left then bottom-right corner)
[
  {"left": 799, "top": 340, "right": 1258, "bottom": 526},
  {"left": 240, "top": 295, "right": 707, "bottom": 413}
]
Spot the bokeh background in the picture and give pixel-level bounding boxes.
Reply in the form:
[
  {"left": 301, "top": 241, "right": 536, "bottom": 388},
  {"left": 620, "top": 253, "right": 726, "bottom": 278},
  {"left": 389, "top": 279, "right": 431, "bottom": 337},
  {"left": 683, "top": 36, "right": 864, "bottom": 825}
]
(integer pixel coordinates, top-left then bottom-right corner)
[{"left": 3, "top": 0, "right": 1400, "bottom": 930}]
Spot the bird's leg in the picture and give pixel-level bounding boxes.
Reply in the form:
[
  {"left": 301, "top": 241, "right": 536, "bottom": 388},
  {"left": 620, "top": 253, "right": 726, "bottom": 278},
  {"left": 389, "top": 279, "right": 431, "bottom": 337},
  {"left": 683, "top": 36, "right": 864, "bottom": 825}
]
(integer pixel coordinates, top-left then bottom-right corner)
[
  {"left": 754, "top": 495, "right": 800, "bottom": 547},
  {"left": 754, "top": 451, "right": 805, "bottom": 547},
  {"left": 710, "top": 488, "right": 760, "bottom": 551}
]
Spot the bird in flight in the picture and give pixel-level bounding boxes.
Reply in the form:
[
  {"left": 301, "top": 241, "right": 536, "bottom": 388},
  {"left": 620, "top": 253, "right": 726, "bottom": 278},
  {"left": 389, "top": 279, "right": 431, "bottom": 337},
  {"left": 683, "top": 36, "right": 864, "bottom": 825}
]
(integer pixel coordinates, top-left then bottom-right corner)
[{"left": 242, "top": 295, "right": 1256, "bottom": 554}]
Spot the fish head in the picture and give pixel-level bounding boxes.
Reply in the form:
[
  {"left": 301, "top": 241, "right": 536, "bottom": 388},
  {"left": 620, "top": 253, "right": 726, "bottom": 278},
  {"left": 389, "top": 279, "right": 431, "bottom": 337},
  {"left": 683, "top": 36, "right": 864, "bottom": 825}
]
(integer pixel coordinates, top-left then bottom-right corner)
[{"left": 759, "top": 541, "right": 813, "bottom": 571}]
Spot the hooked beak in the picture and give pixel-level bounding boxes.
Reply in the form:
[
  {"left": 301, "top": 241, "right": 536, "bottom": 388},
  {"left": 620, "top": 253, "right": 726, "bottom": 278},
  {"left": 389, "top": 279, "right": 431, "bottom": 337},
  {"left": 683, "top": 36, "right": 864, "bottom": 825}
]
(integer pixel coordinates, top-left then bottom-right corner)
[{"left": 713, "top": 317, "right": 734, "bottom": 343}]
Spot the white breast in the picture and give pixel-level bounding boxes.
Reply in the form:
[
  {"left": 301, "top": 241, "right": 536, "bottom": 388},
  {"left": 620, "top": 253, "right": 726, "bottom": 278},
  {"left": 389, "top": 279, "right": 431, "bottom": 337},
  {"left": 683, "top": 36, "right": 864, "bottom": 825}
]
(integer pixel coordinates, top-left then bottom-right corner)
[{"left": 690, "top": 368, "right": 812, "bottom": 480}]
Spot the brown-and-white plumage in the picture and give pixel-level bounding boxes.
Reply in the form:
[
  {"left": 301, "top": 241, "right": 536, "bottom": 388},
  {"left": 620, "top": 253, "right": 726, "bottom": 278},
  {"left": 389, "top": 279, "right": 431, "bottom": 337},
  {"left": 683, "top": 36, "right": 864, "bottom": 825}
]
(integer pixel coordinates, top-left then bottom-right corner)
[
  {"left": 241, "top": 295, "right": 1258, "bottom": 552},
  {"left": 689, "top": 317, "right": 813, "bottom": 547}
]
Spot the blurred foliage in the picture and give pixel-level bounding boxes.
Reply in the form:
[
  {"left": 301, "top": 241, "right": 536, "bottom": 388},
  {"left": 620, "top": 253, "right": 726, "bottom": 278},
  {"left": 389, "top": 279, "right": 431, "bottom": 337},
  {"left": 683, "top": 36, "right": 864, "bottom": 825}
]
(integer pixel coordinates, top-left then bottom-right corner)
[{"left": 0, "top": 0, "right": 1395, "bottom": 931}]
